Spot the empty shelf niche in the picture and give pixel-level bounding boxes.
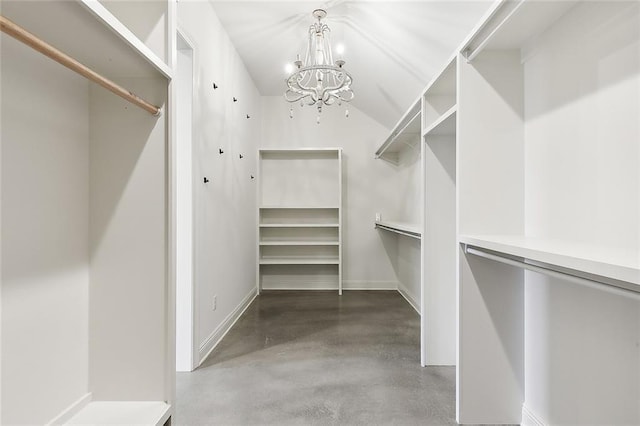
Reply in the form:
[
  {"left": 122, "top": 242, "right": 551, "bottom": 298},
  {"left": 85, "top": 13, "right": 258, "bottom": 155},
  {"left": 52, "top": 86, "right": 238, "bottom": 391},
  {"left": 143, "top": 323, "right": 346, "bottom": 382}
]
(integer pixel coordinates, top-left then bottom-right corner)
[
  {"left": 260, "top": 245, "right": 339, "bottom": 264},
  {"left": 423, "top": 58, "right": 456, "bottom": 131},
  {"left": 260, "top": 226, "right": 339, "bottom": 244},
  {"left": 259, "top": 149, "right": 340, "bottom": 207},
  {"left": 259, "top": 207, "right": 339, "bottom": 226},
  {"left": 260, "top": 264, "right": 339, "bottom": 290}
]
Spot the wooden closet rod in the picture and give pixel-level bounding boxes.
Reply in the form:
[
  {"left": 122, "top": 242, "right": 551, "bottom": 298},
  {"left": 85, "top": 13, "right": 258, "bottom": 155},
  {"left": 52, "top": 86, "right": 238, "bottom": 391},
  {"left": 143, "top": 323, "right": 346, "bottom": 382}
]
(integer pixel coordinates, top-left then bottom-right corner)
[{"left": 0, "top": 15, "right": 162, "bottom": 116}]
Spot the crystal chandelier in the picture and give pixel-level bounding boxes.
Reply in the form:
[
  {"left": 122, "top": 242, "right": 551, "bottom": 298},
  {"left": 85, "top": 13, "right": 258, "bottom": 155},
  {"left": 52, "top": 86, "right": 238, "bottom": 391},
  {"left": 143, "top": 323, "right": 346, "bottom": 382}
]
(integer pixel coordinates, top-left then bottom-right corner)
[{"left": 285, "top": 9, "right": 354, "bottom": 122}]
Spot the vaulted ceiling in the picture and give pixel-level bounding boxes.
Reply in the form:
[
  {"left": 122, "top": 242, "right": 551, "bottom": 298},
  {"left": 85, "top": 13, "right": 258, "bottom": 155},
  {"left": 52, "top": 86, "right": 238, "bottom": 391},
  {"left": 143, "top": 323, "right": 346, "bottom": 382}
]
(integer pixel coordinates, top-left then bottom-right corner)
[{"left": 209, "top": 0, "right": 492, "bottom": 128}]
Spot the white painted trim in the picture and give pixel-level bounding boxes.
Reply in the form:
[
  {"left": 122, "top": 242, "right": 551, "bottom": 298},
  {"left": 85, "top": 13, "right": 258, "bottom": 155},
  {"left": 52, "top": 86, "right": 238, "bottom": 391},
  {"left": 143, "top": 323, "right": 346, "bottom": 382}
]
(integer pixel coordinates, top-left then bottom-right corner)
[
  {"left": 46, "top": 392, "right": 92, "bottom": 426},
  {"left": 397, "top": 283, "right": 420, "bottom": 314},
  {"left": 522, "top": 404, "right": 546, "bottom": 426},
  {"left": 175, "top": 27, "right": 197, "bottom": 374},
  {"left": 343, "top": 280, "right": 398, "bottom": 291},
  {"left": 261, "top": 281, "right": 397, "bottom": 291},
  {"left": 262, "top": 286, "right": 340, "bottom": 291},
  {"left": 198, "top": 288, "right": 257, "bottom": 366}
]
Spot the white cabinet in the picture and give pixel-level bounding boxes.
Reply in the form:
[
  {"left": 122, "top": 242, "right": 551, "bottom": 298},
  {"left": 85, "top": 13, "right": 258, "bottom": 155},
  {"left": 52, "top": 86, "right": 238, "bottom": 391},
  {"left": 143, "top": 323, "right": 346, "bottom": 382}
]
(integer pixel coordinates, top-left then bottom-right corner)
[
  {"left": 257, "top": 149, "right": 343, "bottom": 293},
  {"left": 1, "top": 1, "right": 174, "bottom": 424}
]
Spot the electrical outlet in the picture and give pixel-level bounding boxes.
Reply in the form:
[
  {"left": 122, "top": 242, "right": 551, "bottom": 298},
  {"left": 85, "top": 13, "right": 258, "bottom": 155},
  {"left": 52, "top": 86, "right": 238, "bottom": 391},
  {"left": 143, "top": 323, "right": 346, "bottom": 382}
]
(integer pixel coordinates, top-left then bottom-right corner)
[
  {"left": 375, "top": 213, "right": 381, "bottom": 222},
  {"left": 212, "top": 295, "right": 217, "bottom": 311}
]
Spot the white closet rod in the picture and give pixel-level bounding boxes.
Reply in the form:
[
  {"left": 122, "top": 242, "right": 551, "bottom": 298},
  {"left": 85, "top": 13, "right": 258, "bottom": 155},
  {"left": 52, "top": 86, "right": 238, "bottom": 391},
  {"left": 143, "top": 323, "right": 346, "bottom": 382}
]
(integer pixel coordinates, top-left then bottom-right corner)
[
  {"left": 464, "top": 245, "right": 640, "bottom": 301},
  {"left": 375, "top": 223, "right": 421, "bottom": 240},
  {"left": 0, "top": 15, "right": 162, "bottom": 117}
]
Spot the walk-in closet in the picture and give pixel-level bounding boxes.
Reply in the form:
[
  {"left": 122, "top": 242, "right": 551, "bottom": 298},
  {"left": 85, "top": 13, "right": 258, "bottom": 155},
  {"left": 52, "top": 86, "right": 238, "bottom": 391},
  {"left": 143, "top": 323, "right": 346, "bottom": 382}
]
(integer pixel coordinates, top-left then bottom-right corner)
[{"left": 1, "top": 0, "right": 638, "bottom": 425}]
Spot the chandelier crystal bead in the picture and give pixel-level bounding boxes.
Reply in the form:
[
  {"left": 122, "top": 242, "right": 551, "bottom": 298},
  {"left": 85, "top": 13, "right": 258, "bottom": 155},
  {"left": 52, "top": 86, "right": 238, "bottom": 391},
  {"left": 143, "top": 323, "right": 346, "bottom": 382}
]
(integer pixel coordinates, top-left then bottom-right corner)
[{"left": 284, "top": 9, "right": 354, "bottom": 113}]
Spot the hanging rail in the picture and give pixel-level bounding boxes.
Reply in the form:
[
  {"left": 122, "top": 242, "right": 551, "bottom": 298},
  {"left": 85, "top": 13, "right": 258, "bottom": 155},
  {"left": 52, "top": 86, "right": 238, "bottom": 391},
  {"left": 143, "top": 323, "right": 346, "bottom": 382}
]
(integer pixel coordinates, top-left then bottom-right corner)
[
  {"left": 375, "top": 222, "right": 421, "bottom": 240},
  {"left": 464, "top": 245, "right": 640, "bottom": 300},
  {"left": 0, "top": 15, "right": 162, "bottom": 116}
]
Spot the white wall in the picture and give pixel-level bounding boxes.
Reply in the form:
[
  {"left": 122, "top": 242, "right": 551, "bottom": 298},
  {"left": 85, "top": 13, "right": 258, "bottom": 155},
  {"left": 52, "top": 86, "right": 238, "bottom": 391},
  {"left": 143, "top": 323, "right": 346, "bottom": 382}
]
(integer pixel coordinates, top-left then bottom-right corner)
[
  {"left": 1, "top": 35, "right": 89, "bottom": 425},
  {"left": 522, "top": 2, "right": 640, "bottom": 423},
  {"left": 88, "top": 78, "right": 167, "bottom": 401},
  {"left": 395, "top": 140, "right": 422, "bottom": 309},
  {"left": 177, "top": 0, "right": 262, "bottom": 364},
  {"left": 261, "top": 97, "right": 400, "bottom": 290}
]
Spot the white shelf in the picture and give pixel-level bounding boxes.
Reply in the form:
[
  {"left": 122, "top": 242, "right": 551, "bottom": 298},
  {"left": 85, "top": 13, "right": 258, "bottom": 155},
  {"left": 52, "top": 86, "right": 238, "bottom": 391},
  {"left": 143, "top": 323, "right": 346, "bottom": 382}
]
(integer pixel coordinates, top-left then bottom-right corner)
[
  {"left": 375, "top": 220, "right": 422, "bottom": 239},
  {"left": 260, "top": 148, "right": 341, "bottom": 156},
  {"left": 259, "top": 223, "right": 339, "bottom": 228},
  {"left": 375, "top": 100, "right": 421, "bottom": 159},
  {"left": 259, "top": 206, "right": 339, "bottom": 209},
  {"left": 259, "top": 241, "right": 339, "bottom": 246},
  {"left": 461, "top": 0, "right": 578, "bottom": 60},
  {"left": 65, "top": 401, "right": 171, "bottom": 426},
  {"left": 460, "top": 235, "right": 640, "bottom": 286},
  {"left": 422, "top": 106, "right": 457, "bottom": 137},
  {"left": 1, "top": 1, "right": 170, "bottom": 80},
  {"left": 79, "top": 0, "right": 172, "bottom": 78},
  {"left": 260, "top": 258, "right": 340, "bottom": 265}
]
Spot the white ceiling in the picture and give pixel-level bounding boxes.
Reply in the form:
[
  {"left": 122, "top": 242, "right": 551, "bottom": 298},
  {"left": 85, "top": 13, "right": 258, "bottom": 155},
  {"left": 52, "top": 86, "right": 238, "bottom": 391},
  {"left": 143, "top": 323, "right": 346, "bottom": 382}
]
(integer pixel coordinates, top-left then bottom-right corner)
[{"left": 209, "top": 0, "right": 492, "bottom": 128}]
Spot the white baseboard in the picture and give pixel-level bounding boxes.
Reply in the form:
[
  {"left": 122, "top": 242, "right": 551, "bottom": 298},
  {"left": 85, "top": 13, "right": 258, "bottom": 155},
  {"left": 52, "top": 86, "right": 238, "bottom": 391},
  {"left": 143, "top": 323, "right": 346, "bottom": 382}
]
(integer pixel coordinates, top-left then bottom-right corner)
[
  {"left": 198, "top": 287, "right": 257, "bottom": 366},
  {"left": 397, "top": 282, "right": 420, "bottom": 314},
  {"left": 46, "top": 392, "right": 92, "bottom": 425},
  {"left": 522, "top": 404, "right": 546, "bottom": 426},
  {"left": 343, "top": 280, "right": 398, "bottom": 290},
  {"left": 261, "top": 281, "right": 398, "bottom": 291}
]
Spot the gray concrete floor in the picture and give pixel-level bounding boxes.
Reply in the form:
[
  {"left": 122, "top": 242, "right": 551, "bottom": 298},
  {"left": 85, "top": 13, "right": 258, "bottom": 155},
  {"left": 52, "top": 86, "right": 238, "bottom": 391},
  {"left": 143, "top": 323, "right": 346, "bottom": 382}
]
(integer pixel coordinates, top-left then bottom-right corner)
[{"left": 175, "top": 290, "right": 456, "bottom": 425}]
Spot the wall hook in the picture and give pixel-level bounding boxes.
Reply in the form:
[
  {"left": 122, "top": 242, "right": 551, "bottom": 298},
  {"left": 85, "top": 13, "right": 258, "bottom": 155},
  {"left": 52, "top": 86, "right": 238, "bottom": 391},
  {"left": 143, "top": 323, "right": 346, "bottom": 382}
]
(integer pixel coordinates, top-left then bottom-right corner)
[
  {"left": 219, "top": 148, "right": 224, "bottom": 154},
  {"left": 233, "top": 97, "right": 238, "bottom": 102},
  {"left": 213, "top": 83, "right": 218, "bottom": 89},
  {"left": 246, "top": 114, "right": 250, "bottom": 119},
  {"left": 239, "top": 154, "right": 244, "bottom": 159},
  {"left": 203, "top": 177, "right": 209, "bottom": 183},
  {"left": 250, "top": 175, "right": 255, "bottom": 180}
]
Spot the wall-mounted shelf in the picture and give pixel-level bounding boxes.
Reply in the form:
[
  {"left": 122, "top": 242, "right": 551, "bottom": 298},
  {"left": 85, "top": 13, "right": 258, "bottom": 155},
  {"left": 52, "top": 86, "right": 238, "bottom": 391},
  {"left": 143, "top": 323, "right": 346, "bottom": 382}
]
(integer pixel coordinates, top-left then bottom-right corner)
[
  {"left": 259, "top": 241, "right": 339, "bottom": 246},
  {"left": 1, "top": 1, "right": 171, "bottom": 82},
  {"left": 375, "top": 100, "right": 421, "bottom": 164},
  {"left": 422, "top": 106, "right": 457, "bottom": 137},
  {"left": 375, "top": 221, "right": 421, "bottom": 239},
  {"left": 259, "top": 223, "right": 339, "bottom": 228},
  {"left": 259, "top": 206, "right": 340, "bottom": 209},
  {"left": 460, "top": 235, "right": 640, "bottom": 288},
  {"left": 259, "top": 258, "right": 340, "bottom": 265}
]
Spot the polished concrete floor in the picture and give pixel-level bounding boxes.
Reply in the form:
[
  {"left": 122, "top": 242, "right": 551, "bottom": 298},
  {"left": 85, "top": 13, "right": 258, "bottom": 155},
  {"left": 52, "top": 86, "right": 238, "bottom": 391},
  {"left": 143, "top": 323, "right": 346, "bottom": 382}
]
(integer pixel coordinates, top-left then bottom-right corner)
[{"left": 175, "top": 291, "right": 456, "bottom": 425}]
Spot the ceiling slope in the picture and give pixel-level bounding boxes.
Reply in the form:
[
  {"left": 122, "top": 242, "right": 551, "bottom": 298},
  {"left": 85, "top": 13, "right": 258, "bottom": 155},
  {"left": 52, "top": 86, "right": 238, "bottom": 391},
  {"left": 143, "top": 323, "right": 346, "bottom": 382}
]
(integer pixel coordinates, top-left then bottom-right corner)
[{"left": 208, "top": 0, "right": 493, "bottom": 128}]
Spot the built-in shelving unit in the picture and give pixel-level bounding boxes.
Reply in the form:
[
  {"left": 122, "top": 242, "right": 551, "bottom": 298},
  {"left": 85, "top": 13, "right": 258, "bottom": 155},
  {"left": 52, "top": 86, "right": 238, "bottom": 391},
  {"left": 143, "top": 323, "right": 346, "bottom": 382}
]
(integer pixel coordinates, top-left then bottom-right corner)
[
  {"left": 257, "top": 149, "right": 342, "bottom": 293},
  {"left": 454, "top": 0, "right": 640, "bottom": 423},
  {"left": 1, "top": 1, "right": 175, "bottom": 424},
  {"left": 421, "top": 54, "right": 458, "bottom": 368}
]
